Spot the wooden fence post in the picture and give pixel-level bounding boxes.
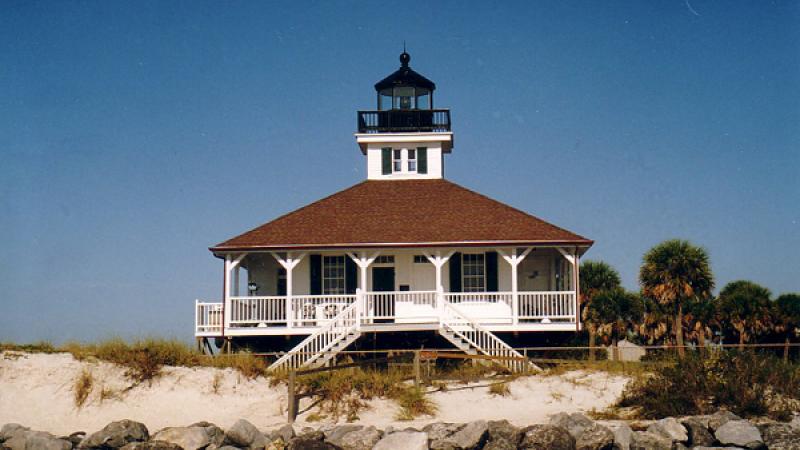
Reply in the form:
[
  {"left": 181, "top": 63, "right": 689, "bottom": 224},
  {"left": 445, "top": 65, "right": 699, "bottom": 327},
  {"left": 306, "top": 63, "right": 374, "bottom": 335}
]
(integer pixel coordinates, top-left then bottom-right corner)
[
  {"left": 414, "top": 350, "right": 421, "bottom": 388},
  {"left": 287, "top": 370, "right": 297, "bottom": 423}
]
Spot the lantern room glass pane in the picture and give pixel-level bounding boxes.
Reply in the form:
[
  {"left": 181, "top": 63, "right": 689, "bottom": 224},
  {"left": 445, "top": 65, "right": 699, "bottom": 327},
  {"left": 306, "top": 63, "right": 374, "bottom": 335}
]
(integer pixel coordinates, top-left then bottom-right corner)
[
  {"left": 393, "top": 87, "right": 415, "bottom": 110},
  {"left": 416, "top": 90, "right": 430, "bottom": 109},
  {"left": 379, "top": 89, "right": 393, "bottom": 111}
]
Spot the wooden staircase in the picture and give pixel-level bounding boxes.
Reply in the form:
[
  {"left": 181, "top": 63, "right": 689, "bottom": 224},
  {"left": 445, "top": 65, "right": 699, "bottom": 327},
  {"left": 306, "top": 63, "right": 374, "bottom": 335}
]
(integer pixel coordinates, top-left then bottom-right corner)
[
  {"left": 439, "top": 301, "right": 538, "bottom": 373},
  {"left": 269, "top": 302, "right": 361, "bottom": 372}
]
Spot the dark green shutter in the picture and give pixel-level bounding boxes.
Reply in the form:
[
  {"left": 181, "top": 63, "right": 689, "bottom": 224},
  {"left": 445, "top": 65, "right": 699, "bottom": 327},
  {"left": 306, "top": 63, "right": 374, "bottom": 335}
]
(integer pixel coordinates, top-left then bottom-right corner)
[
  {"left": 345, "top": 257, "right": 357, "bottom": 294},
  {"left": 381, "top": 147, "right": 392, "bottom": 175},
  {"left": 417, "top": 147, "right": 428, "bottom": 174},
  {"left": 310, "top": 254, "right": 322, "bottom": 295},
  {"left": 449, "top": 252, "right": 462, "bottom": 293},
  {"left": 486, "top": 251, "right": 498, "bottom": 292}
]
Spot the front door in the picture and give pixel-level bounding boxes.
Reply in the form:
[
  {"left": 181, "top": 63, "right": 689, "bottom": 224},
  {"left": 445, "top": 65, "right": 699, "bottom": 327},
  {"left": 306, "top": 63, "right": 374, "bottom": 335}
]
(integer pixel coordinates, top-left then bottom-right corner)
[{"left": 372, "top": 267, "right": 395, "bottom": 323}]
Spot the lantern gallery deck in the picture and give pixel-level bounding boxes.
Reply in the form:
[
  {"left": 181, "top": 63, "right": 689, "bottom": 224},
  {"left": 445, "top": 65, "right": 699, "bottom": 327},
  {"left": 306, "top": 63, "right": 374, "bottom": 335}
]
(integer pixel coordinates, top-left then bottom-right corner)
[{"left": 193, "top": 52, "right": 593, "bottom": 372}]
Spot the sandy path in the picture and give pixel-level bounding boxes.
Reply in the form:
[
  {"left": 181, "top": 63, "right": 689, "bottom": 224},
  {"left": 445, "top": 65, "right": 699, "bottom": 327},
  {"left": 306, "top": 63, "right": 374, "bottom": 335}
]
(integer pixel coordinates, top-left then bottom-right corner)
[{"left": 0, "top": 352, "right": 628, "bottom": 435}]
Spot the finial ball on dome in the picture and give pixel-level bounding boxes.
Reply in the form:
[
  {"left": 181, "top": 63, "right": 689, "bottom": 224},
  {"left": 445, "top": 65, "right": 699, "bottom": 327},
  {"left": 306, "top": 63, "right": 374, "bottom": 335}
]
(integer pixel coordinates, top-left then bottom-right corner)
[{"left": 400, "top": 51, "right": 410, "bottom": 67}]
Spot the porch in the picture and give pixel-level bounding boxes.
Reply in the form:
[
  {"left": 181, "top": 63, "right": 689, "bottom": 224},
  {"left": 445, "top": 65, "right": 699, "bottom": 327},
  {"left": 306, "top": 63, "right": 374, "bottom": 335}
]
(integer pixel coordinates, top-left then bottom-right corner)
[
  {"left": 195, "top": 245, "right": 582, "bottom": 337},
  {"left": 195, "top": 290, "right": 577, "bottom": 337}
]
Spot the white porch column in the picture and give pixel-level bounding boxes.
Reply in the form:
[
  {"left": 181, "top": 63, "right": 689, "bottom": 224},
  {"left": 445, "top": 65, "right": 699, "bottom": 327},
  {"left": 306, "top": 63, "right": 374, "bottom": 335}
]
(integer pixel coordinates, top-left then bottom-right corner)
[
  {"left": 271, "top": 252, "right": 306, "bottom": 329},
  {"left": 556, "top": 247, "right": 579, "bottom": 326},
  {"left": 233, "top": 267, "right": 240, "bottom": 296},
  {"left": 347, "top": 251, "right": 380, "bottom": 325},
  {"left": 498, "top": 247, "right": 533, "bottom": 325},
  {"left": 223, "top": 253, "right": 247, "bottom": 331},
  {"left": 424, "top": 250, "right": 454, "bottom": 319}
]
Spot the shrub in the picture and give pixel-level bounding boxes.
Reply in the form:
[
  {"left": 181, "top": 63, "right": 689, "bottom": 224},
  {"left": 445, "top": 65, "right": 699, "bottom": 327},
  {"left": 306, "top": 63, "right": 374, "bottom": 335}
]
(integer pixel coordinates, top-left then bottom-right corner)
[
  {"left": 395, "top": 386, "right": 437, "bottom": 420},
  {"left": 618, "top": 350, "right": 800, "bottom": 419},
  {"left": 489, "top": 381, "right": 510, "bottom": 397},
  {"left": 73, "top": 369, "right": 94, "bottom": 408}
]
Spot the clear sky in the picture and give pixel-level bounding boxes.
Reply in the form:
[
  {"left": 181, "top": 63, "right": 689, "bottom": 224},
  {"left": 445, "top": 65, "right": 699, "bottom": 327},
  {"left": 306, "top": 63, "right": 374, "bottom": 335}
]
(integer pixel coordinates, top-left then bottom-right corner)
[{"left": 1, "top": 1, "right": 798, "bottom": 344}]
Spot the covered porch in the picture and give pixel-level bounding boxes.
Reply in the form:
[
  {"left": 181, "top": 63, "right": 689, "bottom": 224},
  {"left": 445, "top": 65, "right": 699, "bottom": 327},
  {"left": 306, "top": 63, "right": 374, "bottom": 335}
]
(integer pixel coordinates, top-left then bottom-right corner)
[{"left": 195, "top": 245, "right": 582, "bottom": 337}]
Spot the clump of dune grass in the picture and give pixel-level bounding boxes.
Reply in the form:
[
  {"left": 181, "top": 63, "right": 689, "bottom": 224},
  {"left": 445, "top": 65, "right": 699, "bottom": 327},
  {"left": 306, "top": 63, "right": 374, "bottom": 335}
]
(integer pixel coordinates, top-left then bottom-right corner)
[
  {"left": 211, "top": 373, "right": 223, "bottom": 394},
  {"left": 99, "top": 385, "right": 117, "bottom": 403},
  {"left": 6, "top": 338, "right": 270, "bottom": 383},
  {"left": 395, "top": 386, "right": 437, "bottom": 420},
  {"left": 489, "top": 381, "right": 511, "bottom": 397},
  {"left": 73, "top": 368, "right": 94, "bottom": 408}
]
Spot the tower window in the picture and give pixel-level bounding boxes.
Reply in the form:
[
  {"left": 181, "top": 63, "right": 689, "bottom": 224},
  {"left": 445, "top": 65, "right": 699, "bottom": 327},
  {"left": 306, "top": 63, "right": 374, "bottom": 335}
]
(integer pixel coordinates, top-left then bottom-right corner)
[
  {"left": 393, "top": 149, "right": 402, "bottom": 172},
  {"left": 407, "top": 149, "right": 417, "bottom": 172}
]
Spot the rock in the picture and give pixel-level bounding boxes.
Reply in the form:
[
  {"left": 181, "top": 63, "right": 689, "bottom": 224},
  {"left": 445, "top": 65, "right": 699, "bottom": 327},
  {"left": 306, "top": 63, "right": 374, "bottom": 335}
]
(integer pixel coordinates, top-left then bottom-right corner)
[
  {"left": 708, "top": 410, "right": 741, "bottom": 432},
  {"left": 604, "top": 423, "right": 631, "bottom": 450},
  {"left": 0, "top": 424, "right": 29, "bottom": 442},
  {"left": 519, "top": 424, "right": 575, "bottom": 450},
  {"left": 81, "top": 420, "right": 149, "bottom": 449},
  {"left": 646, "top": 417, "right": 687, "bottom": 443},
  {"left": 188, "top": 423, "right": 225, "bottom": 449},
  {"left": 575, "top": 423, "right": 614, "bottom": 450},
  {"left": 629, "top": 431, "right": 671, "bottom": 450},
  {"left": 61, "top": 432, "right": 86, "bottom": 448},
  {"left": 3, "top": 430, "right": 72, "bottom": 450},
  {"left": 549, "top": 412, "right": 594, "bottom": 440},
  {"left": 119, "top": 442, "right": 183, "bottom": 450},
  {"left": 373, "top": 431, "right": 428, "bottom": 450},
  {"left": 322, "top": 425, "right": 362, "bottom": 444},
  {"left": 225, "top": 419, "right": 266, "bottom": 449},
  {"left": 326, "top": 426, "right": 381, "bottom": 450},
  {"left": 714, "top": 420, "right": 763, "bottom": 449},
  {"left": 151, "top": 427, "right": 215, "bottom": 450},
  {"left": 758, "top": 422, "right": 800, "bottom": 449},
  {"left": 266, "top": 424, "right": 295, "bottom": 444},
  {"left": 432, "top": 421, "right": 487, "bottom": 450},
  {"left": 484, "top": 420, "right": 522, "bottom": 450},
  {"left": 423, "top": 423, "right": 465, "bottom": 446},
  {"left": 682, "top": 418, "right": 715, "bottom": 447}
]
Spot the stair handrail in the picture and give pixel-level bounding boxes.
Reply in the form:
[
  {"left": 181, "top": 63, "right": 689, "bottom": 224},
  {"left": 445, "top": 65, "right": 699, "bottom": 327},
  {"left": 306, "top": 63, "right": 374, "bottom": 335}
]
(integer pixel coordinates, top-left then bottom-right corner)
[
  {"left": 269, "top": 301, "right": 360, "bottom": 372},
  {"left": 441, "top": 300, "right": 529, "bottom": 372}
]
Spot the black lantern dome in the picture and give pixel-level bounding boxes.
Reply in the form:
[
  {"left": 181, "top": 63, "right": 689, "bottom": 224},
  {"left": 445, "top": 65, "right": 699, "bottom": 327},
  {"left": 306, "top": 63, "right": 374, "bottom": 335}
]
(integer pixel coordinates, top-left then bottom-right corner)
[
  {"left": 357, "top": 51, "right": 450, "bottom": 134},
  {"left": 374, "top": 51, "right": 436, "bottom": 111}
]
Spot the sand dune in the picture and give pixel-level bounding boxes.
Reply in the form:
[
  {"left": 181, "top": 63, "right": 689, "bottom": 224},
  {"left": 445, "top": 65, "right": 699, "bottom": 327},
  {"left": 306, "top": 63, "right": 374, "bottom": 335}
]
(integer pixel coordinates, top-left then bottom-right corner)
[{"left": 0, "top": 351, "right": 628, "bottom": 435}]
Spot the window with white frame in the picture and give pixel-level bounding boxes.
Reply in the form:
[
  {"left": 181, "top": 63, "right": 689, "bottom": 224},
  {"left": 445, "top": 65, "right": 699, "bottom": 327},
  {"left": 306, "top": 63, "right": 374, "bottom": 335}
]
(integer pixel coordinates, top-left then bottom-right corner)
[
  {"left": 462, "top": 253, "right": 486, "bottom": 292},
  {"left": 407, "top": 148, "right": 417, "bottom": 172},
  {"left": 322, "top": 255, "right": 346, "bottom": 294},
  {"left": 393, "top": 149, "right": 402, "bottom": 172}
]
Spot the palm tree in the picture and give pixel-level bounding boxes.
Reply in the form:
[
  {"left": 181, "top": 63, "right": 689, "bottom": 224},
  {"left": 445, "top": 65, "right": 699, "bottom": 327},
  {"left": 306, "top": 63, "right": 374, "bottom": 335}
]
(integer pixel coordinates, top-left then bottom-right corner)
[
  {"left": 584, "top": 288, "right": 644, "bottom": 361},
  {"left": 637, "top": 296, "right": 670, "bottom": 346},
  {"left": 639, "top": 240, "right": 714, "bottom": 358},
  {"left": 717, "top": 280, "right": 772, "bottom": 351},
  {"left": 774, "top": 293, "right": 800, "bottom": 361},
  {"left": 579, "top": 260, "right": 622, "bottom": 360},
  {"left": 684, "top": 297, "right": 718, "bottom": 353}
]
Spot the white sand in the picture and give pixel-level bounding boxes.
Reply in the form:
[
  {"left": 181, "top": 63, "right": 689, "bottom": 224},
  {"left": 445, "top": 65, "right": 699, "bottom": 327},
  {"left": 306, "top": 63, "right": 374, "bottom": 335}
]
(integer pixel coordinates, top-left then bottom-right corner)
[{"left": 0, "top": 351, "right": 629, "bottom": 435}]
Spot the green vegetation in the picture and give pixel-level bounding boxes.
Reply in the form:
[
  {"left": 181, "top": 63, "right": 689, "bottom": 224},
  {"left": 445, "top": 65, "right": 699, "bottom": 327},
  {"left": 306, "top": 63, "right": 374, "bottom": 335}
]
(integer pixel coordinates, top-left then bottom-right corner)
[
  {"left": 73, "top": 368, "right": 94, "bottom": 408},
  {"left": 639, "top": 239, "right": 715, "bottom": 359},
  {"left": 618, "top": 350, "right": 800, "bottom": 420},
  {"left": 1, "top": 338, "right": 267, "bottom": 383},
  {"left": 394, "top": 386, "right": 437, "bottom": 421}
]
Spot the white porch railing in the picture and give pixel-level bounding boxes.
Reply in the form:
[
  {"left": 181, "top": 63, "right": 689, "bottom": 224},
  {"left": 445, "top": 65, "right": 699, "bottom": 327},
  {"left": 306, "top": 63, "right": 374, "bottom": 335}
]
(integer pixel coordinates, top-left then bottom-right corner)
[
  {"left": 291, "top": 294, "right": 357, "bottom": 327},
  {"left": 362, "top": 290, "right": 437, "bottom": 322},
  {"left": 229, "top": 296, "right": 285, "bottom": 325},
  {"left": 195, "top": 301, "right": 223, "bottom": 335},
  {"left": 194, "top": 290, "right": 577, "bottom": 336},
  {"left": 518, "top": 291, "right": 576, "bottom": 321}
]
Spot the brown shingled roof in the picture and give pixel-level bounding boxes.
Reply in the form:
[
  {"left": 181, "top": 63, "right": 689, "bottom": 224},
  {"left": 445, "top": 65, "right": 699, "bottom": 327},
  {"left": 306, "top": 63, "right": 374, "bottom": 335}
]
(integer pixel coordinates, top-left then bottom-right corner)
[{"left": 211, "top": 179, "right": 592, "bottom": 252}]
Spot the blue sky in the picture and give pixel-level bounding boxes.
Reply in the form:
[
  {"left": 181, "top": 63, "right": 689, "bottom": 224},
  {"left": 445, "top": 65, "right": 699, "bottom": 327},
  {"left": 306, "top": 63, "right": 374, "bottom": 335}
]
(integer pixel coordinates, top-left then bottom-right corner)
[{"left": 1, "top": 1, "right": 798, "bottom": 343}]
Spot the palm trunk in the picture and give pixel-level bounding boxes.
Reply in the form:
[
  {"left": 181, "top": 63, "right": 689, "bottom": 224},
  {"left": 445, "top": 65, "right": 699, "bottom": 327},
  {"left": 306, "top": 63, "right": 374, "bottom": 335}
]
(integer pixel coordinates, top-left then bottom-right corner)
[
  {"left": 784, "top": 335, "right": 790, "bottom": 363},
  {"left": 675, "top": 304, "right": 685, "bottom": 359},
  {"left": 612, "top": 337, "right": 619, "bottom": 362},
  {"left": 738, "top": 332, "right": 745, "bottom": 351},
  {"left": 589, "top": 329, "right": 596, "bottom": 362},
  {"left": 697, "top": 330, "right": 706, "bottom": 357}
]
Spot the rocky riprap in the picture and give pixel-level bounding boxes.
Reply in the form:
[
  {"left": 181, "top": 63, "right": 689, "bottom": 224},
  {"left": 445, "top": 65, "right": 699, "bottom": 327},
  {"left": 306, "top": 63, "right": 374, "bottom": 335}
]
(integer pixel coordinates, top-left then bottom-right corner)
[{"left": 2, "top": 411, "right": 799, "bottom": 450}]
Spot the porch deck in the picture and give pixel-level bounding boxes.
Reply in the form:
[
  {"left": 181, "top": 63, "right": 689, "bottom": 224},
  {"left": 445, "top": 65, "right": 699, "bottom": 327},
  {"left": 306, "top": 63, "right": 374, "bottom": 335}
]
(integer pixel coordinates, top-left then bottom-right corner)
[{"left": 195, "top": 290, "right": 578, "bottom": 337}]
